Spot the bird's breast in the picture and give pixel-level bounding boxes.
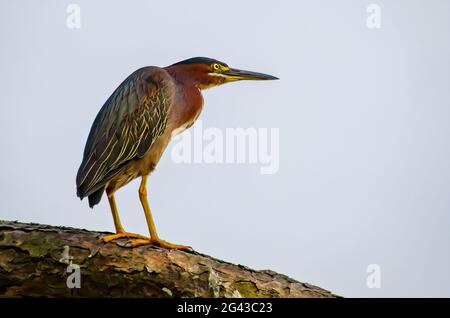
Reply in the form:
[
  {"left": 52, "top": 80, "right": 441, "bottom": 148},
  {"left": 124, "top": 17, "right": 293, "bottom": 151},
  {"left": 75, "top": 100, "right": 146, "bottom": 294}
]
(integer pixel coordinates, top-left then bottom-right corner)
[
  {"left": 168, "top": 84, "right": 204, "bottom": 138},
  {"left": 171, "top": 122, "right": 191, "bottom": 138}
]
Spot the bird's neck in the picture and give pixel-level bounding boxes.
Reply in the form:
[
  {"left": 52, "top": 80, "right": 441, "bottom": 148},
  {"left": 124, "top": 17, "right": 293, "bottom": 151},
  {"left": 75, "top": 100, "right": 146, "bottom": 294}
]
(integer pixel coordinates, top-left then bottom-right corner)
[
  {"left": 165, "top": 65, "right": 201, "bottom": 88},
  {"left": 164, "top": 66, "right": 204, "bottom": 129}
]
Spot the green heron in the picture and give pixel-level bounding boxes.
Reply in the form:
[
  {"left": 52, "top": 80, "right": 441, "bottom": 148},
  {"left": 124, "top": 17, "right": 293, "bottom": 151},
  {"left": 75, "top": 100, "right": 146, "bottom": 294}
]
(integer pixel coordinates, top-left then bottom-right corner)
[{"left": 76, "top": 57, "right": 278, "bottom": 250}]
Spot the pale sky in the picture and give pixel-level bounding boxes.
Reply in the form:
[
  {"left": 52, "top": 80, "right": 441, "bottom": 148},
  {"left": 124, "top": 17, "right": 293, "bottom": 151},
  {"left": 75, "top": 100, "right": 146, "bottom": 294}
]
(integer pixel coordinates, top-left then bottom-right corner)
[{"left": 1, "top": 0, "right": 449, "bottom": 297}]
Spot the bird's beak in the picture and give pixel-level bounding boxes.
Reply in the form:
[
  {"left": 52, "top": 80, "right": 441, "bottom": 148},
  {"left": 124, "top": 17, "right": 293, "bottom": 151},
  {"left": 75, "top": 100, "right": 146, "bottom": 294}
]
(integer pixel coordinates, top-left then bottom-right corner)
[{"left": 222, "top": 68, "right": 279, "bottom": 81}]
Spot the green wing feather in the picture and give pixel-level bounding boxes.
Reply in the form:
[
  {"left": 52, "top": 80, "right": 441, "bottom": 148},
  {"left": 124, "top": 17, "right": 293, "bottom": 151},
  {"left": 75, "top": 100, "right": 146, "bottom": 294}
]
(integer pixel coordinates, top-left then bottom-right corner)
[{"left": 76, "top": 67, "right": 172, "bottom": 199}]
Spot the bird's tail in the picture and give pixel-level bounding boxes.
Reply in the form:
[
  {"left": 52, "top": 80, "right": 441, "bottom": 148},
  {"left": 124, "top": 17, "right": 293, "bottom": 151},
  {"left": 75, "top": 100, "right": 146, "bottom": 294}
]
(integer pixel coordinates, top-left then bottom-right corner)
[{"left": 87, "top": 187, "right": 105, "bottom": 208}]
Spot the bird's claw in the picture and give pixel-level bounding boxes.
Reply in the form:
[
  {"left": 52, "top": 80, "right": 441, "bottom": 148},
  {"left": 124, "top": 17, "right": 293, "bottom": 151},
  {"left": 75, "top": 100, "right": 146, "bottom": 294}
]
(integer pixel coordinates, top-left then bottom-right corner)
[{"left": 126, "top": 238, "right": 192, "bottom": 250}]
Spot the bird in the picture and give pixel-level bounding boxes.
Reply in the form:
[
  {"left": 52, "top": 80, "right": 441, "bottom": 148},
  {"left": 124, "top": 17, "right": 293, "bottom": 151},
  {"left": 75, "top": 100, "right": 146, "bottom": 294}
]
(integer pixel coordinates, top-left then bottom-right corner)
[{"left": 76, "top": 57, "right": 278, "bottom": 250}]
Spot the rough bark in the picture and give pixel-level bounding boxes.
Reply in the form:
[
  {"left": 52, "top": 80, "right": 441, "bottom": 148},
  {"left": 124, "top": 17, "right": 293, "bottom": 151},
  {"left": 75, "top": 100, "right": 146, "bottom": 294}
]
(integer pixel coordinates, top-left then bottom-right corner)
[{"left": 0, "top": 220, "right": 337, "bottom": 298}]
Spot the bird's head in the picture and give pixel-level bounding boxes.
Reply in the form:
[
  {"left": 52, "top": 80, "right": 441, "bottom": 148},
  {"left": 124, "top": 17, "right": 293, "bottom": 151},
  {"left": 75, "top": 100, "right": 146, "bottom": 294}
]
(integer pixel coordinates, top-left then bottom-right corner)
[{"left": 166, "top": 57, "right": 278, "bottom": 89}]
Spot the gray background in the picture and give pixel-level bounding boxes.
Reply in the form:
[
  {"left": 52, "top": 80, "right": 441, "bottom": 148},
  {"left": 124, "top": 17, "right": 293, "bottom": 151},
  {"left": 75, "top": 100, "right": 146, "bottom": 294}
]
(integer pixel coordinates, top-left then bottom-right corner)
[{"left": 1, "top": 0, "right": 449, "bottom": 297}]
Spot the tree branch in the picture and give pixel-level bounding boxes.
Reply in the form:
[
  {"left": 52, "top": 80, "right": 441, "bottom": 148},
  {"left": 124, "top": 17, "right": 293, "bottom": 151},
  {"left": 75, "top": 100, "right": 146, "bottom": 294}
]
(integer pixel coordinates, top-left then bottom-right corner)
[{"left": 0, "top": 220, "right": 337, "bottom": 298}]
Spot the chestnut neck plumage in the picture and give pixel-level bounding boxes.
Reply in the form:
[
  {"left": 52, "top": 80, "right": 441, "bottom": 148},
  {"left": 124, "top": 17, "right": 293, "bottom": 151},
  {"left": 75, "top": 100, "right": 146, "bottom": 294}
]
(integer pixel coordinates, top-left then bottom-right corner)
[{"left": 164, "top": 64, "right": 210, "bottom": 129}]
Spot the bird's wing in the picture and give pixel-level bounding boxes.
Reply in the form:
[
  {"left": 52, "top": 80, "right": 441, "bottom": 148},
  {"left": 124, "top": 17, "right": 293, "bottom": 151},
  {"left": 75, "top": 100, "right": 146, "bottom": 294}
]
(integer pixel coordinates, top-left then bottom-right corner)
[{"left": 76, "top": 67, "right": 174, "bottom": 198}]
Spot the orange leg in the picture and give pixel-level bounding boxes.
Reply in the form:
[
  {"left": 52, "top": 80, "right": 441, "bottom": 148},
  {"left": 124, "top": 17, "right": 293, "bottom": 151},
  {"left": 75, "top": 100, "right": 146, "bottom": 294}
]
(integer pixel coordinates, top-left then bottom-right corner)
[
  {"left": 127, "top": 175, "right": 191, "bottom": 250},
  {"left": 101, "top": 192, "right": 150, "bottom": 242}
]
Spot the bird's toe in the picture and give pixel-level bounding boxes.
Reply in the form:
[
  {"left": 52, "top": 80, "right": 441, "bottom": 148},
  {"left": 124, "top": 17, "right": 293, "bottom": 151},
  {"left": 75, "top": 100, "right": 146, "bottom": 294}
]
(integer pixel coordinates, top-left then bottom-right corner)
[{"left": 101, "top": 232, "right": 150, "bottom": 243}]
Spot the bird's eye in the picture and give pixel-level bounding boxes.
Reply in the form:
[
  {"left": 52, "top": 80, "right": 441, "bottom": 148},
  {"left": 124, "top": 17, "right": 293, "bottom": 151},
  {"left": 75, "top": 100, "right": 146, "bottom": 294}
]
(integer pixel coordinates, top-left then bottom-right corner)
[{"left": 212, "top": 63, "right": 220, "bottom": 71}]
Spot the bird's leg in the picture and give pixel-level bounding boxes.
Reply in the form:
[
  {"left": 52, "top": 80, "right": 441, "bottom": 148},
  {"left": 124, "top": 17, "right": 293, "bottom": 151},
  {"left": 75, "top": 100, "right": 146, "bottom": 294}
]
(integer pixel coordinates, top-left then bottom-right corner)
[
  {"left": 127, "top": 175, "right": 191, "bottom": 250},
  {"left": 108, "top": 192, "right": 124, "bottom": 233},
  {"left": 101, "top": 192, "right": 150, "bottom": 242}
]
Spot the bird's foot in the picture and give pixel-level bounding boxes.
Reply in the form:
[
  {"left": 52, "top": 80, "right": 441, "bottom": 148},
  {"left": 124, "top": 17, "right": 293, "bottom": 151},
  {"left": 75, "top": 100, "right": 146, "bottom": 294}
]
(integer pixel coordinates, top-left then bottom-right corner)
[
  {"left": 127, "top": 238, "right": 192, "bottom": 250},
  {"left": 101, "top": 232, "right": 150, "bottom": 243}
]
